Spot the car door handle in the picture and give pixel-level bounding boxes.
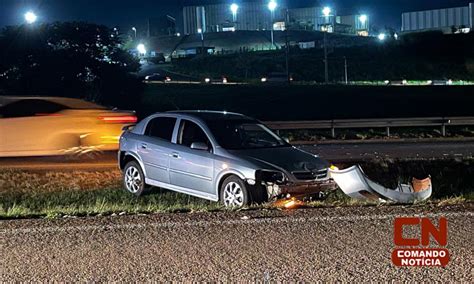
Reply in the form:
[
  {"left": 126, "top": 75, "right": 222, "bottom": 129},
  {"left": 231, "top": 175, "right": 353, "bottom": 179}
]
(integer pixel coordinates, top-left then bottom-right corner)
[
  {"left": 141, "top": 143, "right": 148, "bottom": 149},
  {"left": 171, "top": 152, "right": 180, "bottom": 159}
]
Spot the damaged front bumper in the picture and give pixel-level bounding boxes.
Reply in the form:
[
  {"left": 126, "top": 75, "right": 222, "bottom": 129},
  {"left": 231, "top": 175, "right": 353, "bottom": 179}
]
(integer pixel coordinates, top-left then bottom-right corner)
[
  {"left": 265, "top": 179, "right": 338, "bottom": 200},
  {"left": 329, "top": 165, "right": 432, "bottom": 203}
]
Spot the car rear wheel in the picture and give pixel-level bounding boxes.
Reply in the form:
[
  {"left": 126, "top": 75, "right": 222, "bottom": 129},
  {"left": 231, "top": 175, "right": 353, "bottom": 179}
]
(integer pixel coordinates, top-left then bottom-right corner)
[
  {"left": 220, "top": 176, "right": 250, "bottom": 208},
  {"left": 123, "top": 161, "right": 146, "bottom": 196}
]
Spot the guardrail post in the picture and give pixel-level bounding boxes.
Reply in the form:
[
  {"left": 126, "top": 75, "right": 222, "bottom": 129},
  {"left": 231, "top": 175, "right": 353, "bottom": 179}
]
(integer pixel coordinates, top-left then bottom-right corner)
[
  {"left": 331, "top": 120, "right": 335, "bottom": 138},
  {"left": 441, "top": 118, "right": 450, "bottom": 137},
  {"left": 386, "top": 126, "right": 390, "bottom": 137}
]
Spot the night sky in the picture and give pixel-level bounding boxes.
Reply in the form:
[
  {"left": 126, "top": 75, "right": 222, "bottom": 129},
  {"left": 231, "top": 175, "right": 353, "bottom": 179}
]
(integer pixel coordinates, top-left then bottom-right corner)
[{"left": 0, "top": 0, "right": 472, "bottom": 31}]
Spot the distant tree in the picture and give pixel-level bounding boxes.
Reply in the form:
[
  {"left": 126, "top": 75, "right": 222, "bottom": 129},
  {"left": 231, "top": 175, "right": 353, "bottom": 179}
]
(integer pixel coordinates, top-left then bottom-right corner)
[{"left": 0, "top": 22, "right": 141, "bottom": 106}]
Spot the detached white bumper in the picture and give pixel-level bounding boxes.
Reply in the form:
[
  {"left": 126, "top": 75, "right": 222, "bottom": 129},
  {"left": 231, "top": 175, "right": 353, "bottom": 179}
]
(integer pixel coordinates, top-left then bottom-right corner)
[{"left": 329, "top": 165, "right": 432, "bottom": 203}]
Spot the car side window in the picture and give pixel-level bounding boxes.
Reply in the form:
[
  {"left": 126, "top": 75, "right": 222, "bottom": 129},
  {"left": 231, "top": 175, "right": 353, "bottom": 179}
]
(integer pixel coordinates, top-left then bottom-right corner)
[
  {"left": 178, "top": 120, "right": 212, "bottom": 150},
  {"left": 0, "top": 99, "right": 67, "bottom": 118},
  {"left": 145, "top": 117, "right": 177, "bottom": 141}
]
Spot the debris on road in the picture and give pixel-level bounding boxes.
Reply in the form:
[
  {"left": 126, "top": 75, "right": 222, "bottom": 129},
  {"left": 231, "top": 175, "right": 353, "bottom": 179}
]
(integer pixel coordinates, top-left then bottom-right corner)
[
  {"left": 273, "top": 197, "right": 305, "bottom": 209},
  {"left": 329, "top": 165, "right": 432, "bottom": 203}
]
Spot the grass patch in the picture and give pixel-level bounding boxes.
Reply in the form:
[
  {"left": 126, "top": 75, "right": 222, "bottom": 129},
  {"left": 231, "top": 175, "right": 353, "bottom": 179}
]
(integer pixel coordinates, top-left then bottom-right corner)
[
  {"left": 1, "top": 159, "right": 472, "bottom": 219},
  {"left": 0, "top": 187, "right": 222, "bottom": 219}
]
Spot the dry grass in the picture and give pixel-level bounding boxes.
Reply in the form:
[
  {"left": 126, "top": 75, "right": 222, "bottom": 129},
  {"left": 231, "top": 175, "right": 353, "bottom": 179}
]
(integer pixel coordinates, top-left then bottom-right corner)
[
  {"left": 0, "top": 170, "right": 121, "bottom": 194},
  {"left": 0, "top": 165, "right": 472, "bottom": 219}
]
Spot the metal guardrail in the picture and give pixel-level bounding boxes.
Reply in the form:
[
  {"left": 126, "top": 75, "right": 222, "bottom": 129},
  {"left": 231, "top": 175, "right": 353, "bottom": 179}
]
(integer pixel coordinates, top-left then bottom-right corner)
[{"left": 265, "top": 117, "right": 474, "bottom": 137}]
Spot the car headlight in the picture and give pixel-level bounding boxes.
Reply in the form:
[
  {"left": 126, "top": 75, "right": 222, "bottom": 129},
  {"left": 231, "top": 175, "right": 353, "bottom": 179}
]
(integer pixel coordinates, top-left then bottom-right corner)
[{"left": 256, "top": 170, "right": 287, "bottom": 184}]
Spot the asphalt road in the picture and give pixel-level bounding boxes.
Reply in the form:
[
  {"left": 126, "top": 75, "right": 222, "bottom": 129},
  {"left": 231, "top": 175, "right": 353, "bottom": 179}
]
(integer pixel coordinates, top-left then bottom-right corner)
[
  {"left": 1, "top": 140, "right": 473, "bottom": 170},
  {"left": 302, "top": 139, "right": 474, "bottom": 162},
  {"left": 1, "top": 204, "right": 472, "bottom": 282}
]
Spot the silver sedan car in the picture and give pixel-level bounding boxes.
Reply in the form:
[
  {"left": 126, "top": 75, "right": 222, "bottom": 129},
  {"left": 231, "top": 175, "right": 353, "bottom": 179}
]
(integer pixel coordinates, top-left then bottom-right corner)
[{"left": 119, "top": 111, "right": 336, "bottom": 207}]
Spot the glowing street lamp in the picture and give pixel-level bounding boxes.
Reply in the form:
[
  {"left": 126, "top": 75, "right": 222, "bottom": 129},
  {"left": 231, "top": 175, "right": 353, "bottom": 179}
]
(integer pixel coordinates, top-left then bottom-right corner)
[
  {"left": 197, "top": 28, "right": 205, "bottom": 53},
  {"left": 24, "top": 11, "right": 37, "bottom": 24},
  {"left": 322, "top": 7, "right": 331, "bottom": 17},
  {"left": 359, "top": 14, "right": 367, "bottom": 25},
  {"left": 132, "top": 27, "right": 137, "bottom": 39},
  {"left": 137, "top": 43, "right": 146, "bottom": 55},
  {"left": 378, "top": 33, "right": 386, "bottom": 41},
  {"left": 268, "top": 0, "right": 277, "bottom": 12},
  {"left": 230, "top": 3, "right": 239, "bottom": 22},
  {"left": 268, "top": 0, "right": 277, "bottom": 49}
]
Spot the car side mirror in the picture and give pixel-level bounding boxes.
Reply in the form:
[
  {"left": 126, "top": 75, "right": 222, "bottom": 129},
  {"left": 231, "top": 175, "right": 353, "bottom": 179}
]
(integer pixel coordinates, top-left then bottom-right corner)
[
  {"left": 122, "top": 125, "right": 135, "bottom": 132},
  {"left": 191, "top": 142, "right": 209, "bottom": 151}
]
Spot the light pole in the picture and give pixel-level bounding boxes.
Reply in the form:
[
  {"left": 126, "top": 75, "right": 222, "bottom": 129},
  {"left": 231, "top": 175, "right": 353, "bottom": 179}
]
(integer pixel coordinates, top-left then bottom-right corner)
[
  {"left": 198, "top": 28, "right": 205, "bottom": 55},
  {"left": 344, "top": 57, "right": 348, "bottom": 84},
  {"left": 322, "top": 7, "right": 331, "bottom": 84},
  {"left": 268, "top": 0, "right": 277, "bottom": 49},
  {"left": 24, "top": 11, "right": 37, "bottom": 24},
  {"left": 358, "top": 14, "right": 368, "bottom": 35},
  {"left": 230, "top": 3, "right": 239, "bottom": 24},
  {"left": 132, "top": 27, "right": 137, "bottom": 39}
]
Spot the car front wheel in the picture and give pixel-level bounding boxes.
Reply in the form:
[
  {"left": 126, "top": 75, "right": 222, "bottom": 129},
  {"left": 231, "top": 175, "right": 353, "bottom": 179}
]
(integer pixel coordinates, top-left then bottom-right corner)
[
  {"left": 123, "top": 161, "right": 146, "bottom": 196},
  {"left": 220, "top": 176, "right": 250, "bottom": 208}
]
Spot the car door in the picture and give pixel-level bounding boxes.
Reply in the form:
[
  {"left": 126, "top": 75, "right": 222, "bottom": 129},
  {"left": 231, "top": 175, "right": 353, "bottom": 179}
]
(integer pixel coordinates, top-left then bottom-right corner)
[
  {"left": 169, "top": 119, "right": 215, "bottom": 194},
  {"left": 137, "top": 116, "right": 177, "bottom": 184}
]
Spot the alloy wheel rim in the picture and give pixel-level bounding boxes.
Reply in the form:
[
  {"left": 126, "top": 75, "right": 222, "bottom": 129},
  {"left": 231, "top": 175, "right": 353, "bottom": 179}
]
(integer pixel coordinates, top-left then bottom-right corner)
[
  {"left": 223, "top": 181, "right": 244, "bottom": 207},
  {"left": 125, "top": 166, "right": 142, "bottom": 193}
]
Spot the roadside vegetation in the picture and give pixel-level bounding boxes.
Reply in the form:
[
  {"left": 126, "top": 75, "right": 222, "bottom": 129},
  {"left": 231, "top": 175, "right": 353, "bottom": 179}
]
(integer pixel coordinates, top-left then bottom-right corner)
[
  {"left": 282, "top": 126, "right": 474, "bottom": 143},
  {"left": 1, "top": 159, "right": 472, "bottom": 219}
]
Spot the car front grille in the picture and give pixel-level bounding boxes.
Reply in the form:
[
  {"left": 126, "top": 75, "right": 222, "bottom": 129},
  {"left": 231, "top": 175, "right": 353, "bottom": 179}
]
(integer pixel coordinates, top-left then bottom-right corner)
[{"left": 292, "top": 169, "right": 328, "bottom": 181}]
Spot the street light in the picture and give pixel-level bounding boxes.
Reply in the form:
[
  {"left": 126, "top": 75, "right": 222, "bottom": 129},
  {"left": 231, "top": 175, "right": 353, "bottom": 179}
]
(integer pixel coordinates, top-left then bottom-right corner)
[
  {"left": 198, "top": 28, "right": 205, "bottom": 54},
  {"left": 137, "top": 43, "right": 146, "bottom": 55},
  {"left": 24, "top": 11, "right": 37, "bottom": 24},
  {"left": 321, "top": 6, "right": 332, "bottom": 84},
  {"left": 359, "top": 14, "right": 367, "bottom": 25},
  {"left": 230, "top": 3, "right": 239, "bottom": 23},
  {"left": 268, "top": 0, "right": 277, "bottom": 49},
  {"left": 378, "top": 33, "right": 386, "bottom": 41},
  {"left": 132, "top": 27, "right": 137, "bottom": 39},
  {"left": 322, "top": 7, "right": 331, "bottom": 17}
]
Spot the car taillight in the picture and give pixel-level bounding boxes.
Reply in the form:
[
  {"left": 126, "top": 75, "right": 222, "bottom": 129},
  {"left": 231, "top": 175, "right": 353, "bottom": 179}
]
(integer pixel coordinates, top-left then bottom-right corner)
[{"left": 99, "top": 115, "right": 137, "bottom": 124}]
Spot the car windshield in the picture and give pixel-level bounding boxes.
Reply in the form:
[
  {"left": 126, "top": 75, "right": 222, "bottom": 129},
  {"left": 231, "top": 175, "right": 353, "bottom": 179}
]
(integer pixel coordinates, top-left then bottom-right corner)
[{"left": 206, "top": 119, "right": 289, "bottom": 150}]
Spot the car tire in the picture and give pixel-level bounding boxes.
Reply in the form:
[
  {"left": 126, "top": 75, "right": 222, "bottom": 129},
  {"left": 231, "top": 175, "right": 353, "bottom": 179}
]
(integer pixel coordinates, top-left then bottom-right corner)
[
  {"left": 123, "top": 161, "right": 146, "bottom": 196},
  {"left": 220, "top": 175, "right": 250, "bottom": 208}
]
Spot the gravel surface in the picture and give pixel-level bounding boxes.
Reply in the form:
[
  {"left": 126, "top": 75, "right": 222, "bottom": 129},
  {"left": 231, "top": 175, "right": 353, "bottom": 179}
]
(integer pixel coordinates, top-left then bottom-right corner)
[{"left": 1, "top": 204, "right": 473, "bottom": 282}]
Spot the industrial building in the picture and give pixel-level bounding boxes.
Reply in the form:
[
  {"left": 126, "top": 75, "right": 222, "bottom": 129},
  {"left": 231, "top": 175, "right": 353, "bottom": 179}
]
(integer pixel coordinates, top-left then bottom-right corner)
[
  {"left": 183, "top": 1, "right": 369, "bottom": 36},
  {"left": 183, "top": 0, "right": 285, "bottom": 34},
  {"left": 402, "top": 3, "right": 474, "bottom": 33}
]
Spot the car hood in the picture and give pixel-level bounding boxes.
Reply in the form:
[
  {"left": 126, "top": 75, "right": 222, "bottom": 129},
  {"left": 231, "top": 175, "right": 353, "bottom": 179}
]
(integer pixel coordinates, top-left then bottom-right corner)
[{"left": 228, "top": 146, "right": 330, "bottom": 173}]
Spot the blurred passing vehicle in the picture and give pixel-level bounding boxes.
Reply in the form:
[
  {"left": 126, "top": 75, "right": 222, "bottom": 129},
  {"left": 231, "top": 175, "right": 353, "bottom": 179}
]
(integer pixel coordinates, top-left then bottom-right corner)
[
  {"left": 144, "top": 73, "right": 171, "bottom": 82},
  {"left": 261, "top": 72, "right": 293, "bottom": 84},
  {"left": 0, "top": 96, "right": 137, "bottom": 157},
  {"left": 202, "top": 77, "right": 228, "bottom": 84}
]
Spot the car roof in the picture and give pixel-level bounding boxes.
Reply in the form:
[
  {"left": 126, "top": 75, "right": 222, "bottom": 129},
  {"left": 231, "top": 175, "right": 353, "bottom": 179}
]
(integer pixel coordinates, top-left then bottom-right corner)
[
  {"left": 0, "top": 96, "right": 106, "bottom": 109},
  {"left": 167, "top": 110, "right": 255, "bottom": 121}
]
